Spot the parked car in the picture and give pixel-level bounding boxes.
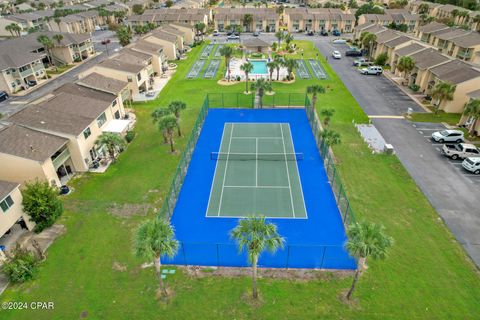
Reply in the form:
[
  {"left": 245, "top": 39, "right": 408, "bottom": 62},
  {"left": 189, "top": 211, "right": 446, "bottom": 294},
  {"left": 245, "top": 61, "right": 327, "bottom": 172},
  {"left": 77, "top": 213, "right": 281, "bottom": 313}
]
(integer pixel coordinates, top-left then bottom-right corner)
[
  {"left": 213, "top": 30, "right": 219, "bottom": 36},
  {"left": 360, "top": 66, "right": 383, "bottom": 75},
  {"left": 332, "top": 38, "right": 347, "bottom": 44},
  {"left": 442, "top": 143, "right": 480, "bottom": 160},
  {"left": 227, "top": 34, "right": 240, "bottom": 40},
  {"left": 253, "top": 30, "right": 260, "bottom": 36},
  {"left": 332, "top": 50, "right": 341, "bottom": 59},
  {"left": 26, "top": 80, "right": 37, "bottom": 86},
  {"left": 226, "top": 30, "right": 233, "bottom": 36},
  {"left": 0, "top": 91, "right": 8, "bottom": 102},
  {"left": 345, "top": 48, "right": 362, "bottom": 56},
  {"left": 307, "top": 30, "right": 314, "bottom": 36},
  {"left": 319, "top": 30, "right": 328, "bottom": 36},
  {"left": 332, "top": 29, "right": 341, "bottom": 36},
  {"left": 462, "top": 157, "right": 480, "bottom": 174},
  {"left": 431, "top": 130, "right": 464, "bottom": 143},
  {"left": 353, "top": 58, "right": 372, "bottom": 67}
]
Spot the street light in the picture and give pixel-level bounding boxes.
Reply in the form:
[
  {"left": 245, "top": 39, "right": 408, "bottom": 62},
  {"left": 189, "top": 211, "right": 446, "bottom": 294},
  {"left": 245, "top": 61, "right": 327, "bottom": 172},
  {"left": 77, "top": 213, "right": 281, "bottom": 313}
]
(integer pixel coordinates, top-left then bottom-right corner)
[{"left": 101, "top": 38, "right": 111, "bottom": 56}]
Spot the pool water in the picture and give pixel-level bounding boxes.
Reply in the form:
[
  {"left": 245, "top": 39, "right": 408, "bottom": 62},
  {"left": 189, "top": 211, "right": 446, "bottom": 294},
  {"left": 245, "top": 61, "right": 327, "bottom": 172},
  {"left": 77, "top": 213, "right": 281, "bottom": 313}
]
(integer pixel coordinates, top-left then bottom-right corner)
[{"left": 250, "top": 60, "right": 268, "bottom": 75}]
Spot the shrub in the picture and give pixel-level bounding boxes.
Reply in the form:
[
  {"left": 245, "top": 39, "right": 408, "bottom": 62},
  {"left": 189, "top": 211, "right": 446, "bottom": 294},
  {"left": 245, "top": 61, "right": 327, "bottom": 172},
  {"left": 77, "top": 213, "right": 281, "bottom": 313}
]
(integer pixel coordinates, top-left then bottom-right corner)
[
  {"left": 236, "top": 75, "right": 241, "bottom": 81},
  {"left": 125, "top": 130, "right": 136, "bottom": 143},
  {"left": 409, "top": 84, "right": 420, "bottom": 92},
  {"left": 2, "top": 245, "right": 39, "bottom": 283},
  {"left": 22, "top": 180, "right": 63, "bottom": 233},
  {"left": 374, "top": 53, "right": 388, "bottom": 66}
]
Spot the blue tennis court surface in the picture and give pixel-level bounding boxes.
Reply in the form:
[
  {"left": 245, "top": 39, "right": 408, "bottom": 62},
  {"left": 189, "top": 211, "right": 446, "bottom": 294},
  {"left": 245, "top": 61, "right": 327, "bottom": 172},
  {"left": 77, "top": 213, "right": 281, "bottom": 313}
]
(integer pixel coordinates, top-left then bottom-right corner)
[{"left": 165, "top": 108, "right": 356, "bottom": 269}]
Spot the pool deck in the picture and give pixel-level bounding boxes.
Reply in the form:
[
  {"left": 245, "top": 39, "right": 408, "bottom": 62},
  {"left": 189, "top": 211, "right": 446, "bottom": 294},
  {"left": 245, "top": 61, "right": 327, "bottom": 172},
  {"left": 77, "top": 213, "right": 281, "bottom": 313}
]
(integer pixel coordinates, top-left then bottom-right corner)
[{"left": 227, "top": 58, "right": 288, "bottom": 81}]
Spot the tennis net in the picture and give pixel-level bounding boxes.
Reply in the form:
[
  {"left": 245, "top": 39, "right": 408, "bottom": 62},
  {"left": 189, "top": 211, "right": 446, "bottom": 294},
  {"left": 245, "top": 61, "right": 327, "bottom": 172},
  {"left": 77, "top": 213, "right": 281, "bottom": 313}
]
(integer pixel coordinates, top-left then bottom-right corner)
[{"left": 211, "top": 152, "right": 304, "bottom": 161}]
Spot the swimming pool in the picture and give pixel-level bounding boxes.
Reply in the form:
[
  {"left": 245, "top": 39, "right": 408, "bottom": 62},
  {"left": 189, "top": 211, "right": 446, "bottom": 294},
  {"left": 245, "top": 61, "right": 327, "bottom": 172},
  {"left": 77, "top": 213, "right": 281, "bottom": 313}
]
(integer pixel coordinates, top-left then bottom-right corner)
[{"left": 250, "top": 59, "right": 268, "bottom": 75}]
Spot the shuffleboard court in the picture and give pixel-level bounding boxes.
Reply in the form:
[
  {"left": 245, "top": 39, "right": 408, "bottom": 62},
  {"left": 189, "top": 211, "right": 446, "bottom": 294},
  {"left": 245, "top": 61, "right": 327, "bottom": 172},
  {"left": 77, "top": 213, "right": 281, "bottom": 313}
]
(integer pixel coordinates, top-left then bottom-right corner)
[
  {"left": 200, "top": 44, "right": 214, "bottom": 59},
  {"left": 295, "top": 60, "right": 311, "bottom": 79},
  {"left": 203, "top": 59, "right": 221, "bottom": 78},
  {"left": 213, "top": 44, "right": 224, "bottom": 58},
  {"left": 186, "top": 59, "right": 206, "bottom": 79},
  {"left": 206, "top": 123, "right": 307, "bottom": 218},
  {"left": 308, "top": 59, "right": 327, "bottom": 79}
]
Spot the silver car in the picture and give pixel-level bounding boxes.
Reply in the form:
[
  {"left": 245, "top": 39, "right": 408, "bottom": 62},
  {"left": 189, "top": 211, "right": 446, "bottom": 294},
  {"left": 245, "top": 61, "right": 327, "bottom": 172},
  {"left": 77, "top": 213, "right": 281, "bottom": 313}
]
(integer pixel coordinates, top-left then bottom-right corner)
[{"left": 431, "top": 129, "right": 464, "bottom": 143}]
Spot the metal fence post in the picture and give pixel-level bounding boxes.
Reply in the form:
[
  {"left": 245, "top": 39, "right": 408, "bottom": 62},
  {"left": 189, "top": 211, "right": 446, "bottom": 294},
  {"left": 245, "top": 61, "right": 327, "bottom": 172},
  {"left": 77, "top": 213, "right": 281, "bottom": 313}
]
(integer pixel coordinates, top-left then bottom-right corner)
[
  {"left": 286, "top": 245, "right": 290, "bottom": 269},
  {"left": 216, "top": 244, "right": 220, "bottom": 266},
  {"left": 221, "top": 93, "right": 224, "bottom": 107},
  {"left": 320, "top": 246, "right": 327, "bottom": 269},
  {"left": 331, "top": 166, "right": 336, "bottom": 194}
]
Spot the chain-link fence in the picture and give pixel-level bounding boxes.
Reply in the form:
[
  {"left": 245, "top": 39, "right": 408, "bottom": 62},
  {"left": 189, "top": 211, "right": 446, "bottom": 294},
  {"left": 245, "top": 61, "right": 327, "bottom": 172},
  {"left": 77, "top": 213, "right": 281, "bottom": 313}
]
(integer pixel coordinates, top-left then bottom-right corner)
[
  {"left": 206, "top": 92, "right": 307, "bottom": 109},
  {"left": 304, "top": 96, "right": 356, "bottom": 227}
]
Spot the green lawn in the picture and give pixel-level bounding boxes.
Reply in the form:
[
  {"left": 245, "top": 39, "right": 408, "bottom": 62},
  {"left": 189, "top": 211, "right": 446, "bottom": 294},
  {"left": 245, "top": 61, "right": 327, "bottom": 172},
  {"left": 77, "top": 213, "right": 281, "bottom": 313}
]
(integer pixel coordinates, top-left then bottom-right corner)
[
  {"left": 410, "top": 111, "right": 462, "bottom": 125},
  {"left": 1, "top": 41, "right": 479, "bottom": 319}
]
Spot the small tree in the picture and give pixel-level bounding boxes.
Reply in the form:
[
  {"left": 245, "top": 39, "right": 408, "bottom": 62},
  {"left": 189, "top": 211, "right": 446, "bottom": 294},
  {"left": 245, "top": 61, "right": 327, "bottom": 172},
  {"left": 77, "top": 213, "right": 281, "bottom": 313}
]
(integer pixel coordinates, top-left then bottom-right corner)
[
  {"left": 54, "top": 17, "right": 62, "bottom": 32},
  {"left": 95, "top": 132, "right": 126, "bottom": 162},
  {"left": 22, "top": 180, "right": 63, "bottom": 233},
  {"left": 284, "top": 33, "right": 294, "bottom": 50},
  {"left": 116, "top": 26, "right": 132, "bottom": 46},
  {"left": 152, "top": 108, "right": 172, "bottom": 143},
  {"left": 242, "top": 13, "right": 253, "bottom": 32},
  {"left": 165, "top": 0, "right": 173, "bottom": 7},
  {"left": 251, "top": 78, "right": 272, "bottom": 109},
  {"left": 360, "top": 32, "right": 377, "bottom": 58},
  {"left": 194, "top": 22, "right": 206, "bottom": 41},
  {"left": 321, "top": 129, "right": 341, "bottom": 147},
  {"left": 396, "top": 56, "right": 415, "bottom": 83},
  {"left": 52, "top": 33, "right": 63, "bottom": 45},
  {"left": 2, "top": 245, "right": 39, "bottom": 283},
  {"left": 132, "top": 4, "right": 144, "bottom": 15},
  {"left": 158, "top": 115, "right": 178, "bottom": 152},
  {"left": 266, "top": 61, "right": 276, "bottom": 81},
  {"left": 307, "top": 84, "right": 326, "bottom": 110},
  {"left": 134, "top": 218, "right": 178, "bottom": 297},
  {"left": 37, "top": 35, "right": 54, "bottom": 66},
  {"left": 345, "top": 221, "right": 393, "bottom": 300},
  {"left": 273, "top": 55, "right": 284, "bottom": 81},
  {"left": 240, "top": 62, "right": 253, "bottom": 93},
  {"left": 230, "top": 216, "right": 284, "bottom": 299},
  {"left": 431, "top": 81, "right": 456, "bottom": 114},
  {"left": 282, "top": 58, "right": 297, "bottom": 80},
  {"left": 168, "top": 100, "right": 186, "bottom": 136},
  {"left": 463, "top": 99, "right": 480, "bottom": 136},
  {"left": 320, "top": 109, "right": 335, "bottom": 127},
  {"left": 374, "top": 52, "right": 388, "bottom": 66},
  {"left": 274, "top": 30, "right": 284, "bottom": 47},
  {"left": 219, "top": 45, "right": 233, "bottom": 81}
]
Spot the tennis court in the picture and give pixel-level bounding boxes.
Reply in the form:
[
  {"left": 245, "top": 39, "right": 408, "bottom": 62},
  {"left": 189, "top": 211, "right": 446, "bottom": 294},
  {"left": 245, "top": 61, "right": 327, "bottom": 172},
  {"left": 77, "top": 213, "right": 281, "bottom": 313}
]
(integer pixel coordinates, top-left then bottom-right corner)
[{"left": 207, "top": 123, "right": 307, "bottom": 218}]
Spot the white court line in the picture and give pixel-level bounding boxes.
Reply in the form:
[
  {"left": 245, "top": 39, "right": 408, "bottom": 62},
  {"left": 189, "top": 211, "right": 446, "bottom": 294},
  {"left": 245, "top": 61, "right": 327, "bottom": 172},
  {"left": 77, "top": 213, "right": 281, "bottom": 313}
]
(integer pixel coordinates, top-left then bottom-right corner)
[
  {"left": 223, "top": 185, "right": 290, "bottom": 189},
  {"left": 205, "top": 123, "right": 228, "bottom": 217},
  {"left": 231, "top": 136, "right": 283, "bottom": 139},
  {"left": 255, "top": 138, "right": 258, "bottom": 187},
  {"left": 287, "top": 123, "right": 308, "bottom": 219},
  {"left": 217, "top": 124, "right": 234, "bottom": 216},
  {"left": 280, "top": 124, "right": 296, "bottom": 218}
]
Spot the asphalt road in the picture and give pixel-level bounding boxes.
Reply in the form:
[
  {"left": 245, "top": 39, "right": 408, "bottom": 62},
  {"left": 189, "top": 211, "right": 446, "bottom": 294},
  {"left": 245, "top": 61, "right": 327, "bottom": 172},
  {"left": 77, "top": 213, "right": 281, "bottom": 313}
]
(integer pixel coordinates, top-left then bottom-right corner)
[
  {"left": 0, "top": 30, "right": 120, "bottom": 117},
  {"left": 305, "top": 35, "right": 480, "bottom": 267}
]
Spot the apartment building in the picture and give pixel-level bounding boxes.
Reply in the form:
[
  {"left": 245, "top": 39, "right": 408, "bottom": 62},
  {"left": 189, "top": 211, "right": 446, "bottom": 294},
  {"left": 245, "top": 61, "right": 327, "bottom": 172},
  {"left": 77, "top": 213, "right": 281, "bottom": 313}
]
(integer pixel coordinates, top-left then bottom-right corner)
[
  {"left": 0, "top": 180, "right": 34, "bottom": 240},
  {"left": 285, "top": 8, "right": 355, "bottom": 33},
  {"left": 144, "top": 29, "right": 179, "bottom": 60},
  {"left": 0, "top": 12, "right": 46, "bottom": 37},
  {"left": 357, "top": 9, "right": 420, "bottom": 32},
  {"left": 3, "top": 82, "right": 127, "bottom": 186},
  {"left": 129, "top": 8, "right": 210, "bottom": 28},
  {"left": 214, "top": 8, "right": 279, "bottom": 33},
  {"left": 127, "top": 39, "right": 168, "bottom": 75},
  {"left": 170, "top": 22, "right": 195, "bottom": 45}
]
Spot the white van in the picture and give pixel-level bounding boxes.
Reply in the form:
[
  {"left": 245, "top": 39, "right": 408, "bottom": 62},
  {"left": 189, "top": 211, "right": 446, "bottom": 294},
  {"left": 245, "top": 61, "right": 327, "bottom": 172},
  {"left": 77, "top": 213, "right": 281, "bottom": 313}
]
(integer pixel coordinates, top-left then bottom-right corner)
[
  {"left": 462, "top": 157, "right": 480, "bottom": 174},
  {"left": 360, "top": 66, "right": 383, "bottom": 75}
]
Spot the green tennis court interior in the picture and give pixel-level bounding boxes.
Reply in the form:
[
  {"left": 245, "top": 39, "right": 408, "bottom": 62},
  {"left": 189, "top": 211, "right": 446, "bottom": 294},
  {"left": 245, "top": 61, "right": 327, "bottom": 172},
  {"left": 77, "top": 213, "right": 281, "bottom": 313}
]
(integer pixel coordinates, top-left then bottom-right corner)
[{"left": 206, "top": 123, "right": 307, "bottom": 218}]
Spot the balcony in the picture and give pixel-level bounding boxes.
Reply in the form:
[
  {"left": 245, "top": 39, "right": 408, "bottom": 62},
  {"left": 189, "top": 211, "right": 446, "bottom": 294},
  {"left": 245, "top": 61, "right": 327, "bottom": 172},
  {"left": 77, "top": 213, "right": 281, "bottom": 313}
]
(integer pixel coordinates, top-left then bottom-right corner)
[
  {"left": 33, "top": 63, "right": 45, "bottom": 73},
  {"left": 52, "top": 148, "right": 71, "bottom": 170},
  {"left": 19, "top": 68, "right": 34, "bottom": 78},
  {"left": 457, "top": 50, "right": 472, "bottom": 60}
]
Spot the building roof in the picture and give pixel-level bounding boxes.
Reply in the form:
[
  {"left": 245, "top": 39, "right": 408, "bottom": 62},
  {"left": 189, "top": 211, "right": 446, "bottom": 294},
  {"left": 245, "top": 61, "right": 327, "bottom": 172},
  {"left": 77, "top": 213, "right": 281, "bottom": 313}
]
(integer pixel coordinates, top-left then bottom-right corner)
[
  {"left": 430, "top": 60, "right": 480, "bottom": 85},
  {"left": 98, "top": 57, "right": 145, "bottom": 74},
  {"left": 161, "top": 25, "right": 184, "bottom": 37},
  {"left": 77, "top": 72, "right": 128, "bottom": 95},
  {"left": 130, "top": 39, "right": 164, "bottom": 55},
  {"left": 466, "top": 89, "right": 480, "bottom": 99},
  {"left": 451, "top": 32, "right": 480, "bottom": 48},
  {"left": 0, "top": 124, "right": 67, "bottom": 162},
  {"left": 395, "top": 42, "right": 427, "bottom": 56},
  {"left": 417, "top": 21, "right": 449, "bottom": 34},
  {"left": 0, "top": 180, "right": 20, "bottom": 201},
  {"left": 242, "top": 38, "right": 270, "bottom": 47},
  {"left": 150, "top": 30, "right": 178, "bottom": 42},
  {"left": 409, "top": 48, "right": 450, "bottom": 69},
  {"left": 435, "top": 28, "right": 469, "bottom": 41},
  {"left": 375, "top": 29, "right": 401, "bottom": 44},
  {"left": 357, "top": 23, "right": 387, "bottom": 34},
  {"left": 384, "top": 35, "right": 412, "bottom": 48},
  {"left": 9, "top": 83, "right": 116, "bottom": 136}
]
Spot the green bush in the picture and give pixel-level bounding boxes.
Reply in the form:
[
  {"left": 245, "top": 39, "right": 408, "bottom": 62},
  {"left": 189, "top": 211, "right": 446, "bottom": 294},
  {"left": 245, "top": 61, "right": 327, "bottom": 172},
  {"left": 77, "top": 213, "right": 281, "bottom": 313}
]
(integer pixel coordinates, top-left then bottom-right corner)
[
  {"left": 409, "top": 84, "right": 420, "bottom": 92},
  {"left": 374, "top": 53, "right": 388, "bottom": 66},
  {"left": 125, "top": 131, "right": 136, "bottom": 143},
  {"left": 22, "top": 180, "right": 63, "bottom": 233},
  {"left": 2, "top": 245, "right": 39, "bottom": 283}
]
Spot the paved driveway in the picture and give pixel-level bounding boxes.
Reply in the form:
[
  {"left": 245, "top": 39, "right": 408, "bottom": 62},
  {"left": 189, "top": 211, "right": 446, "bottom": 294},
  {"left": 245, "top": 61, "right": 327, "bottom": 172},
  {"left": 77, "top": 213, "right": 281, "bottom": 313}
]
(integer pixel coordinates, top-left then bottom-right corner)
[{"left": 307, "top": 36, "right": 480, "bottom": 267}]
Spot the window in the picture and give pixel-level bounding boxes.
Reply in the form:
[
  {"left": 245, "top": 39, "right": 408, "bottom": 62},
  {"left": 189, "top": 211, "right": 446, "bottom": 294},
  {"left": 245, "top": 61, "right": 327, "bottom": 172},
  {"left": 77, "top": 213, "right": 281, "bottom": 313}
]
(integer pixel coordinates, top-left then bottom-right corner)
[
  {"left": 97, "top": 113, "right": 107, "bottom": 127},
  {"left": 114, "top": 110, "right": 120, "bottom": 119},
  {"left": 137, "top": 73, "right": 141, "bottom": 81},
  {"left": 83, "top": 127, "right": 91, "bottom": 139},
  {"left": 127, "top": 75, "right": 133, "bottom": 82},
  {"left": 0, "top": 195, "right": 14, "bottom": 213},
  {"left": 112, "top": 99, "right": 117, "bottom": 107}
]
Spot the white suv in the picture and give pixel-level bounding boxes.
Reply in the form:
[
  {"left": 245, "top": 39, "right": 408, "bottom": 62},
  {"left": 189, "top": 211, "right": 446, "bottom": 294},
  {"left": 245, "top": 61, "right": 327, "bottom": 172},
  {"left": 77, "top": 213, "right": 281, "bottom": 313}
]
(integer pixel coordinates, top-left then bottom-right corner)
[
  {"left": 360, "top": 66, "right": 383, "bottom": 75},
  {"left": 462, "top": 157, "right": 480, "bottom": 174},
  {"left": 431, "top": 129, "right": 464, "bottom": 143}
]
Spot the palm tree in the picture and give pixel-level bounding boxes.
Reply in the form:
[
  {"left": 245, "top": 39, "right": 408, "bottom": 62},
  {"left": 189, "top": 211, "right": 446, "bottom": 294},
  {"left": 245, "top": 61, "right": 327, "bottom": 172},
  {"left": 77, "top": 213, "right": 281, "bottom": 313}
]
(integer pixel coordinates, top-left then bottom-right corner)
[
  {"left": 219, "top": 45, "right": 233, "bottom": 81},
  {"left": 274, "top": 30, "right": 284, "bottom": 47},
  {"left": 242, "top": 13, "right": 253, "bottom": 32},
  {"left": 321, "top": 129, "right": 341, "bottom": 147},
  {"left": 240, "top": 62, "right": 253, "bottom": 93},
  {"left": 6, "top": 23, "right": 21, "bottom": 37},
  {"left": 282, "top": 58, "right": 297, "bottom": 80},
  {"left": 320, "top": 109, "right": 335, "bottom": 127},
  {"left": 134, "top": 218, "right": 178, "bottom": 297},
  {"left": 284, "top": 33, "right": 294, "bottom": 49},
  {"left": 396, "top": 56, "right": 415, "bottom": 84},
  {"left": 361, "top": 32, "right": 377, "bottom": 58},
  {"left": 37, "top": 35, "right": 54, "bottom": 66},
  {"left": 194, "top": 22, "right": 206, "bottom": 41},
  {"left": 462, "top": 99, "right": 480, "bottom": 136},
  {"left": 116, "top": 26, "right": 132, "bottom": 46},
  {"left": 54, "top": 17, "right": 62, "bottom": 32},
  {"left": 251, "top": 78, "right": 272, "bottom": 109},
  {"left": 158, "top": 115, "right": 179, "bottom": 152},
  {"left": 52, "top": 34, "right": 63, "bottom": 45},
  {"left": 168, "top": 100, "right": 186, "bottom": 137},
  {"left": 345, "top": 221, "right": 393, "bottom": 300},
  {"left": 418, "top": 2, "right": 429, "bottom": 14},
  {"left": 273, "top": 55, "right": 283, "bottom": 81},
  {"left": 151, "top": 108, "right": 172, "bottom": 143},
  {"left": 431, "top": 81, "right": 456, "bottom": 114},
  {"left": 230, "top": 216, "right": 284, "bottom": 299},
  {"left": 306, "top": 84, "right": 325, "bottom": 110},
  {"left": 266, "top": 61, "right": 276, "bottom": 81},
  {"left": 95, "top": 132, "right": 126, "bottom": 162},
  {"left": 5, "top": 24, "right": 15, "bottom": 37}
]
